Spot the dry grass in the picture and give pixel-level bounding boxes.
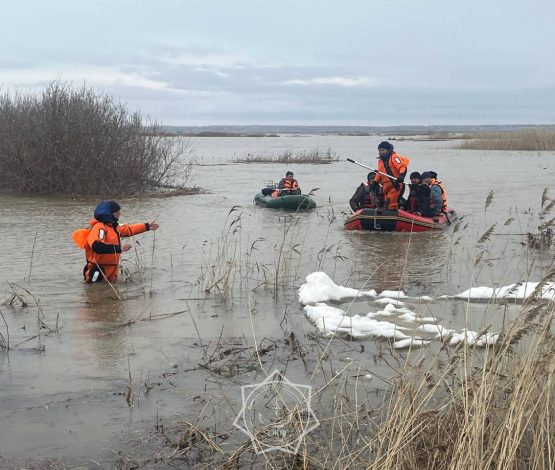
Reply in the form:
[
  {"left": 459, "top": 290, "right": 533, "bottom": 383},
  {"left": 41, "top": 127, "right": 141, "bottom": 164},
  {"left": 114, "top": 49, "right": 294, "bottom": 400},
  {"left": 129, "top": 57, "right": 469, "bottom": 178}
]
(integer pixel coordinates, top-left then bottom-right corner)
[
  {"left": 114, "top": 291, "right": 555, "bottom": 469},
  {"left": 459, "top": 129, "right": 555, "bottom": 151},
  {"left": 134, "top": 192, "right": 555, "bottom": 469},
  {"left": 233, "top": 148, "right": 339, "bottom": 164},
  {"left": 199, "top": 206, "right": 320, "bottom": 300}
]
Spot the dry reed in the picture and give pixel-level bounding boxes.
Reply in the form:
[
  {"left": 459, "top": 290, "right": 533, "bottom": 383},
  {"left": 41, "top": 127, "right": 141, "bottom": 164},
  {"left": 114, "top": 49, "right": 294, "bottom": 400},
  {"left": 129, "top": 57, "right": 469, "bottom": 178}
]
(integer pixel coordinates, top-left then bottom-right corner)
[
  {"left": 233, "top": 147, "right": 339, "bottom": 164},
  {"left": 459, "top": 129, "right": 555, "bottom": 151}
]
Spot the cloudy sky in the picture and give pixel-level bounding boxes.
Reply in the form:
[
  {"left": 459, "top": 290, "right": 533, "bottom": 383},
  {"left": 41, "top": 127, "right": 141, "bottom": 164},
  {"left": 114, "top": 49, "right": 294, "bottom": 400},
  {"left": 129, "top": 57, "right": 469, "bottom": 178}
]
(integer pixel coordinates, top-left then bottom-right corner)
[{"left": 1, "top": 0, "right": 554, "bottom": 125}]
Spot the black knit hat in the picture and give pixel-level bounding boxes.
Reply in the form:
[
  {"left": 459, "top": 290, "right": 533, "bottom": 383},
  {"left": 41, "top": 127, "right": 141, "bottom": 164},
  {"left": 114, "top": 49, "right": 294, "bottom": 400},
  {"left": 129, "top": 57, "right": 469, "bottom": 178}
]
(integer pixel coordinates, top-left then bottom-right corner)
[{"left": 378, "top": 141, "right": 393, "bottom": 151}]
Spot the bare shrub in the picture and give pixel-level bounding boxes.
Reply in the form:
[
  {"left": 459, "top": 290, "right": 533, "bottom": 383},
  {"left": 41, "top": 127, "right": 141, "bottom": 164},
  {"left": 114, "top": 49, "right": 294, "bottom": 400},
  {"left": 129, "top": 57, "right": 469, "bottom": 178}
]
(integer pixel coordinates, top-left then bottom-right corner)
[{"left": 0, "top": 81, "right": 192, "bottom": 196}]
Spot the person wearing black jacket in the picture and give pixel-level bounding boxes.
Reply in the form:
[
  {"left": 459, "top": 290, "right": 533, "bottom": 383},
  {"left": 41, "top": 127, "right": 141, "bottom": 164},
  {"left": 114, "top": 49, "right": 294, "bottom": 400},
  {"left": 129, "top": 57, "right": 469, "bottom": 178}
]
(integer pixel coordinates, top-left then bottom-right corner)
[{"left": 349, "top": 172, "right": 384, "bottom": 211}]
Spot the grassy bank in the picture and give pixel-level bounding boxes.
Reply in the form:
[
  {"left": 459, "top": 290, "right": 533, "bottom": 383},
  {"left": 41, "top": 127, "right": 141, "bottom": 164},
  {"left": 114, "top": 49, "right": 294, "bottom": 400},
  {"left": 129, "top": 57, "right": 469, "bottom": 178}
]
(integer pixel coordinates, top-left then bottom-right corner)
[{"left": 459, "top": 129, "right": 555, "bottom": 151}]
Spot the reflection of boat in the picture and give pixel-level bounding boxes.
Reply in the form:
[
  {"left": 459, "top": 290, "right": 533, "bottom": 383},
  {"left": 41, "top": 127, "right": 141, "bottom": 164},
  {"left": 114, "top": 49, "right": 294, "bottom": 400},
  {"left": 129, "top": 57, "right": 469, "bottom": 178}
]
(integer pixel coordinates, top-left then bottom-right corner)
[
  {"left": 344, "top": 208, "right": 457, "bottom": 232},
  {"left": 254, "top": 191, "right": 316, "bottom": 210}
]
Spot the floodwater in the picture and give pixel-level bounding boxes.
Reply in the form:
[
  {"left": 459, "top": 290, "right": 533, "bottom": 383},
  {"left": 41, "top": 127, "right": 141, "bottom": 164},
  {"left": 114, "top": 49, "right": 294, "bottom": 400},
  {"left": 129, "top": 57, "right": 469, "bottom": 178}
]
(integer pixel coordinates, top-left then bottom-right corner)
[{"left": 1, "top": 135, "right": 554, "bottom": 467}]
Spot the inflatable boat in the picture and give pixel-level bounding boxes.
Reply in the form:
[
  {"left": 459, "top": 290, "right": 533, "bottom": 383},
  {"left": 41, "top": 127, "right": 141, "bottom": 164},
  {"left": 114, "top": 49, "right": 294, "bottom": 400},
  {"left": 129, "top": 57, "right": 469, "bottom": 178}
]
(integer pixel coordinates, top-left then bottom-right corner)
[
  {"left": 254, "top": 190, "right": 316, "bottom": 210},
  {"left": 344, "top": 207, "right": 457, "bottom": 232}
]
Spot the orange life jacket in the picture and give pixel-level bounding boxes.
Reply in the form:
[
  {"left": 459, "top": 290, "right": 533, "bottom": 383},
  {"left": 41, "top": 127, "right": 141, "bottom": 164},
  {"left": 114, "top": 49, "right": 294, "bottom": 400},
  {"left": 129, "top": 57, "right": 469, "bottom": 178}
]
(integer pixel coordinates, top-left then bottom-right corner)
[
  {"left": 282, "top": 179, "right": 299, "bottom": 190},
  {"left": 273, "top": 178, "right": 299, "bottom": 197},
  {"left": 374, "top": 152, "right": 409, "bottom": 189},
  {"left": 431, "top": 178, "right": 448, "bottom": 210},
  {"left": 77, "top": 219, "right": 148, "bottom": 282},
  {"left": 374, "top": 152, "right": 410, "bottom": 209}
]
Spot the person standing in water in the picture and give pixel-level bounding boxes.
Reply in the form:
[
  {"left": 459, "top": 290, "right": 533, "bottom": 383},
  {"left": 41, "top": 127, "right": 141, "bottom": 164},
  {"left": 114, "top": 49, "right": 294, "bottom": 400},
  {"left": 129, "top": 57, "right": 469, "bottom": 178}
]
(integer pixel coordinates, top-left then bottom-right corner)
[{"left": 74, "top": 200, "right": 159, "bottom": 283}]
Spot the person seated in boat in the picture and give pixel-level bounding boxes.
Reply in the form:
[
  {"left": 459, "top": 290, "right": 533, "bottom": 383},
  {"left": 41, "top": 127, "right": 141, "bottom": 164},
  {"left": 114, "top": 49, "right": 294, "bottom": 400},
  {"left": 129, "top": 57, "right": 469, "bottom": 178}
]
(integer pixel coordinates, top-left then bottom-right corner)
[
  {"left": 415, "top": 172, "right": 442, "bottom": 217},
  {"left": 373, "top": 141, "right": 410, "bottom": 210},
  {"left": 349, "top": 171, "right": 384, "bottom": 211},
  {"left": 401, "top": 172, "right": 422, "bottom": 213},
  {"left": 272, "top": 171, "right": 301, "bottom": 197},
  {"left": 427, "top": 171, "right": 448, "bottom": 211}
]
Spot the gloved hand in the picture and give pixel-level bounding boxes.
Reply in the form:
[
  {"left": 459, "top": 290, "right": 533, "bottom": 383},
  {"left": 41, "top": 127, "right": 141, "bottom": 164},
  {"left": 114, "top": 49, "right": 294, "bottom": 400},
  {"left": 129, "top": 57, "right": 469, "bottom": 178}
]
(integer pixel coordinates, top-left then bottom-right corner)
[{"left": 396, "top": 175, "right": 405, "bottom": 183}]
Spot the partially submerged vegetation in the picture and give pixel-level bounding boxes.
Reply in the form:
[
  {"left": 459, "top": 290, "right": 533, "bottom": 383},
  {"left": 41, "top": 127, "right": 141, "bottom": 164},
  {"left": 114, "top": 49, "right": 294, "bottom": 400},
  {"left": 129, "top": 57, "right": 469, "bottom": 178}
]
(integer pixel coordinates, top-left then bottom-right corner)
[
  {"left": 108, "top": 193, "right": 555, "bottom": 469},
  {"left": 114, "top": 276, "right": 555, "bottom": 469},
  {"left": 0, "top": 81, "right": 193, "bottom": 196},
  {"left": 233, "top": 147, "right": 339, "bottom": 164},
  {"left": 459, "top": 129, "right": 555, "bottom": 151}
]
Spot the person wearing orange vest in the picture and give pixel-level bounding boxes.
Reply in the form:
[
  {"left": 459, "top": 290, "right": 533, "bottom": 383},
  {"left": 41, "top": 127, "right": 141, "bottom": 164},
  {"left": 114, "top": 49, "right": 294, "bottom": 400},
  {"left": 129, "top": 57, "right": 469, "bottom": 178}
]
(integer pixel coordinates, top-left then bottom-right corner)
[
  {"left": 80, "top": 200, "right": 159, "bottom": 283},
  {"left": 372, "top": 141, "right": 410, "bottom": 209},
  {"left": 272, "top": 171, "right": 301, "bottom": 197},
  {"left": 428, "top": 171, "right": 448, "bottom": 211},
  {"left": 420, "top": 172, "right": 442, "bottom": 216},
  {"left": 349, "top": 171, "right": 384, "bottom": 211}
]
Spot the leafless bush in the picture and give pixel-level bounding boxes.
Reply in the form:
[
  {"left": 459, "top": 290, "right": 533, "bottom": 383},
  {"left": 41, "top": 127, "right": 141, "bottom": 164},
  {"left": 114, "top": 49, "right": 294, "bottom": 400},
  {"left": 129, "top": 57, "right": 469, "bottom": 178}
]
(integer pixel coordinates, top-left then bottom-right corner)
[{"left": 0, "top": 81, "right": 192, "bottom": 196}]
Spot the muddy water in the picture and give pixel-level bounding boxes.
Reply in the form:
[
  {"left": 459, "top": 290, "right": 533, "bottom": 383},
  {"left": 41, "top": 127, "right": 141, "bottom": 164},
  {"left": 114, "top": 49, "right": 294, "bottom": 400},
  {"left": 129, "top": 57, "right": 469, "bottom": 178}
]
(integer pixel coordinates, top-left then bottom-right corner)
[{"left": 1, "top": 135, "right": 554, "bottom": 466}]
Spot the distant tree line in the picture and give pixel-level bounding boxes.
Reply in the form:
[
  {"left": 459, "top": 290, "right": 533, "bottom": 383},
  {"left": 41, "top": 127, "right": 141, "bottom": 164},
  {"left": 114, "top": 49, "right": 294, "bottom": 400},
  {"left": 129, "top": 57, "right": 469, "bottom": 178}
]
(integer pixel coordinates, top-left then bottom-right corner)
[{"left": 0, "top": 81, "right": 190, "bottom": 196}]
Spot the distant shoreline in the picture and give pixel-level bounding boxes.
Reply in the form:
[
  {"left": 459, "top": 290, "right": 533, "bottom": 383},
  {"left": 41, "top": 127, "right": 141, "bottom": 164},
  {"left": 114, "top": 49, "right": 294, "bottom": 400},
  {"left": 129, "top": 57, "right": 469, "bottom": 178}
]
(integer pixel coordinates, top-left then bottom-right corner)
[{"left": 156, "top": 124, "right": 555, "bottom": 138}]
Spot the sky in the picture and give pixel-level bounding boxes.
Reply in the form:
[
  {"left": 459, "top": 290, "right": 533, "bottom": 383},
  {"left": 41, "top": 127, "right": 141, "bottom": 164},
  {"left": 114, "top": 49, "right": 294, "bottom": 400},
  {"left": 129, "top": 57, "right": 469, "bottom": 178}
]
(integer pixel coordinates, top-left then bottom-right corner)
[{"left": 1, "top": 0, "right": 554, "bottom": 126}]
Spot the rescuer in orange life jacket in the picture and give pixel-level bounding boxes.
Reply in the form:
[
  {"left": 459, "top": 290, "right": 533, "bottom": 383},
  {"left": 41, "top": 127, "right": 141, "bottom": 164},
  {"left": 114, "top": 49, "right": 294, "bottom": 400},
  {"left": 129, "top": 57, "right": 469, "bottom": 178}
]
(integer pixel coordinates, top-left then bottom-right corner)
[
  {"left": 349, "top": 171, "right": 385, "bottom": 211},
  {"left": 77, "top": 200, "right": 159, "bottom": 283},
  {"left": 370, "top": 141, "right": 410, "bottom": 209},
  {"left": 272, "top": 171, "right": 301, "bottom": 197}
]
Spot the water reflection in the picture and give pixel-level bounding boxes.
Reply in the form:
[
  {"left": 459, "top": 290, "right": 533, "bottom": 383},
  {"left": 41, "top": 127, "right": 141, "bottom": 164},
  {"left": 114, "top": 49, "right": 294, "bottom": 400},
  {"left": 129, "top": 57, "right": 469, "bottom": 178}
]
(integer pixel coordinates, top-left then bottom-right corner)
[
  {"left": 74, "top": 285, "right": 132, "bottom": 370},
  {"left": 345, "top": 230, "right": 451, "bottom": 295}
]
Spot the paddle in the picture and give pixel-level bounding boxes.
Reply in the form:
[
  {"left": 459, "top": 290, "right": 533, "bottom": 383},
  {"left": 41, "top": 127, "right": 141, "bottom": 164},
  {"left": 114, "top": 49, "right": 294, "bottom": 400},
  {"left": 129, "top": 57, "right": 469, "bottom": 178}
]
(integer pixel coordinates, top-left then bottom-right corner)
[
  {"left": 306, "top": 187, "right": 320, "bottom": 196},
  {"left": 441, "top": 209, "right": 452, "bottom": 225},
  {"left": 346, "top": 158, "right": 398, "bottom": 182}
]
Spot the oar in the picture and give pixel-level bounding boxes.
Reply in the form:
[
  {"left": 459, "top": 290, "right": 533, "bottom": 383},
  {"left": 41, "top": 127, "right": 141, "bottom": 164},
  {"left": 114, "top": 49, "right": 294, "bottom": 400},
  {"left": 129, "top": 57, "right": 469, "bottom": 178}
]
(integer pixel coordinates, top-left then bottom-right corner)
[
  {"left": 346, "top": 158, "right": 397, "bottom": 182},
  {"left": 306, "top": 187, "right": 320, "bottom": 196},
  {"left": 441, "top": 209, "right": 452, "bottom": 226}
]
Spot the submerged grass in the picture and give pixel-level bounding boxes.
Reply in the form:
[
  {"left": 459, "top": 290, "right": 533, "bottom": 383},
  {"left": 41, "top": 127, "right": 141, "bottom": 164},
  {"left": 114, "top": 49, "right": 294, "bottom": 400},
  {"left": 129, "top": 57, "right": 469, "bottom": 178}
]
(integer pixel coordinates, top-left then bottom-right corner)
[
  {"left": 118, "top": 290, "right": 555, "bottom": 469},
  {"left": 118, "top": 192, "right": 555, "bottom": 469}
]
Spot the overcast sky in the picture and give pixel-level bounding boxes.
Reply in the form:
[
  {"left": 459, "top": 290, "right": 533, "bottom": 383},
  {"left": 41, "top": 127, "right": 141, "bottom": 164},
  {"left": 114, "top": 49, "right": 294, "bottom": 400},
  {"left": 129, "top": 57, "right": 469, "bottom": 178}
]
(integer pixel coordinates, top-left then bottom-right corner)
[{"left": 1, "top": 0, "right": 554, "bottom": 125}]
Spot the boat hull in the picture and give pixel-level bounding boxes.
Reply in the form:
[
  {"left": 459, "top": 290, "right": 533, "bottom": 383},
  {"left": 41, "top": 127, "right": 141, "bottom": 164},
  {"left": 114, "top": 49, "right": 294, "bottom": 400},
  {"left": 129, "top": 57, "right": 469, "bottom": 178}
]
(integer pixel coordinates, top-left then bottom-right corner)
[
  {"left": 344, "top": 208, "right": 457, "bottom": 232},
  {"left": 254, "top": 192, "right": 316, "bottom": 210}
]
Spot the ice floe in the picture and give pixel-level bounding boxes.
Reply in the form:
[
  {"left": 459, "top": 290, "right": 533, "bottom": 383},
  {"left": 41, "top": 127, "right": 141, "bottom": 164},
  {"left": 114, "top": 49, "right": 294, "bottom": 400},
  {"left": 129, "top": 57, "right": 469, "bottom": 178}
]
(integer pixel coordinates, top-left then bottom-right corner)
[
  {"left": 393, "top": 338, "right": 430, "bottom": 349},
  {"left": 298, "top": 272, "right": 510, "bottom": 349},
  {"left": 374, "top": 297, "right": 406, "bottom": 307},
  {"left": 298, "top": 272, "right": 376, "bottom": 305},
  {"left": 304, "top": 304, "right": 409, "bottom": 340},
  {"left": 304, "top": 302, "right": 498, "bottom": 348},
  {"left": 451, "top": 282, "right": 555, "bottom": 302},
  {"left": 448, "top": 331, "right": 499, "bottom": 347}
]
